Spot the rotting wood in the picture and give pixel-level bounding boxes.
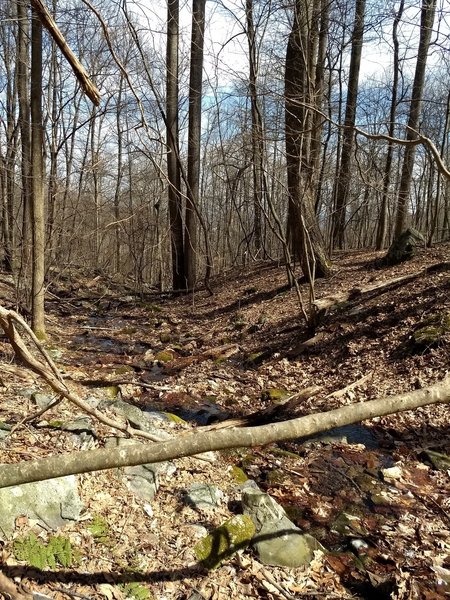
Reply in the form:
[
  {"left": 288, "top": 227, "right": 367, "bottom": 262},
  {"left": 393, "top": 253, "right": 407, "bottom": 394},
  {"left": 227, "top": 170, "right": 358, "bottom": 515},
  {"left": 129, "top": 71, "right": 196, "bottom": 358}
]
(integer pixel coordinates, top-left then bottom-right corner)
[{"left": 314, "top": 261, "right": 450, "bottom": 318}]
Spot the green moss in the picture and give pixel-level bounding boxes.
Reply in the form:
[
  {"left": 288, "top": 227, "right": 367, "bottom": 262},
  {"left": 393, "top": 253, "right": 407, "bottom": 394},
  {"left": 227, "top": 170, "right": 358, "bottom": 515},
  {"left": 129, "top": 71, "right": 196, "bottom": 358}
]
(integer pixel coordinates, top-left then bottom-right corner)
[
  {"left": 163, "top": 412, "right": 187, "bottom": 424},
  {"left": 154, "top": 350, "right": 174, "bottom": 363},
  {"left": 103, "top": 385, "right": 120, "bottom": 399},
  {"left": 88, "top": 515, "right": 110, "bottom": 543},
  {"left": 241, "top": 453, "right": 257, "bottom": 470},
  {"left": 230, "top": 466, "right": 248, "bottom": 484},
  {"left": 270, "top": 448, "right": 299, "bottom": 459},
  {"left": 159, "top": 333, "right": 172, "bottom": 343},
  {"left": 266, "top": 468, "right": 285, "bottom": 485},
  {"left": 413, "top": 312, "right": 450, "bottom": 346},
  {"left": 247, "top": 352, "right": 264, "bottom": 365},
  {"left": 13, "top": 533, "right": 79, "bottom": 570},
  {"left": 47, "top": 420, "right": 63, "bottom": 428},
  {"left": 261, "top": 388, "right": 289, "bottom": 403},
  {"left": 114, "top": 365, "right": 135, "bottom": 375},
  {"left": 424, "top": 450, "right": 450, "bottom": 471},
  {"left": 194, "top": 515, "right": 255, "bottom": 569},
  {"left": 120, "top": 582, "right": 153, "bottom": 600},
  {"left": 119, "top": 327, "right": 138, "bottom": 335}
]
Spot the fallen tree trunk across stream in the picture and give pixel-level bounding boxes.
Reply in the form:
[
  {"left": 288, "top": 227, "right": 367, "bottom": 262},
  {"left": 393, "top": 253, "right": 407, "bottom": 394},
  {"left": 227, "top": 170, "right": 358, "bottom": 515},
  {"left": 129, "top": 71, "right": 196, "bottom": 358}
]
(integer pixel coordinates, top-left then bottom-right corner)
[
  {"left": 0, "top": 376, "right": 449, "bottom": 489},
  {"left": 1, "top": 303, "right": 449, "bottom": 489}
]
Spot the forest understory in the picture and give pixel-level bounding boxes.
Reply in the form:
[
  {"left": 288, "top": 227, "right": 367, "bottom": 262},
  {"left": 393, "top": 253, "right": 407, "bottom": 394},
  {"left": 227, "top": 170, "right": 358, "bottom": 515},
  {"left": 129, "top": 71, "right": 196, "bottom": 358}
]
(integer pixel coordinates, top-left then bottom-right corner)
[{"left": 0, "top": 243, "right": 449, "bottom": 600}]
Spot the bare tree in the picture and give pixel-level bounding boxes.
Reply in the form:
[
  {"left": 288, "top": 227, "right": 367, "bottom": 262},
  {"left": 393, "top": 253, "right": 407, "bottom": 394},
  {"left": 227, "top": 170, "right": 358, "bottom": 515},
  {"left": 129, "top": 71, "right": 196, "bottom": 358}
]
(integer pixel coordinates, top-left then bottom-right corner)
[{"left": 394, "top": 0, "right": 437, "bottom": 238}]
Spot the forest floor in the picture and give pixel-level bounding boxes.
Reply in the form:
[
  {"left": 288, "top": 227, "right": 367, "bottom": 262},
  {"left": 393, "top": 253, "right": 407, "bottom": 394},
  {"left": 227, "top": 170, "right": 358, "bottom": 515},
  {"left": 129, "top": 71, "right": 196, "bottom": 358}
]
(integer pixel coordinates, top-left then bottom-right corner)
[{"left": 0, "top": 242, "right": 449, "bottom": 600}]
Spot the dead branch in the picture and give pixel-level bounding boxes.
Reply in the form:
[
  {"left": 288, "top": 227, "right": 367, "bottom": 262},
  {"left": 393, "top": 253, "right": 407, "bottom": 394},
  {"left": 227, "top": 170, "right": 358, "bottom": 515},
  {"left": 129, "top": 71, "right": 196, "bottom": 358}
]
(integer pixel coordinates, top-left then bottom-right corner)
[
  {"left": 30, "top": 0, "right": 100, "bottom": 105},
  {"left": 0, "top": 374, "right": 449, "bottom": 489},
  {"left": 0, "top": 306, "right": 164, "bottom": 442},
  {"left": 314, "top": 261, "right": 450, "bottom": 317}
]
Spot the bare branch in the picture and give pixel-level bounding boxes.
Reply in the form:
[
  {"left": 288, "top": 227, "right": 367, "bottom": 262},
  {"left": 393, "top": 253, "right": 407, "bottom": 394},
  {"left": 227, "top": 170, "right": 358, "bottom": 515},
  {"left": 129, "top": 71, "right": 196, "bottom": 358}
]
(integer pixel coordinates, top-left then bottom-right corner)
[{"left": 30, "top": 0, "right": 101, "bottom": 105}]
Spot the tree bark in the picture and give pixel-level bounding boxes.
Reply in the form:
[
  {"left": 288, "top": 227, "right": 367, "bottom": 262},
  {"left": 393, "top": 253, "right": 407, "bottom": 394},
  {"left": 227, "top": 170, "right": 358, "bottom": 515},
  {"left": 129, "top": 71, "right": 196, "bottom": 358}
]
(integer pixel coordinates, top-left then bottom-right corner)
[
  {"left": 332, "top": 0, "right": 366, "bottom": 249},
  {"left": 394, "top": 0, "right": 437, "bottom": 237},
  {"left": 285, "top": 0, "right": 331, "bottom": 280},
  {"left": 185, "top": 0, "right": 206, "bottom": 289},
  {"left": 375, "top": 0, "right": 404, "bottom": 250},
  {"left": 30, "top": 10, "right": 46, "bottom": 339},
  {"left": 166, "top": 0, "right": 186, "bottom": 289}
]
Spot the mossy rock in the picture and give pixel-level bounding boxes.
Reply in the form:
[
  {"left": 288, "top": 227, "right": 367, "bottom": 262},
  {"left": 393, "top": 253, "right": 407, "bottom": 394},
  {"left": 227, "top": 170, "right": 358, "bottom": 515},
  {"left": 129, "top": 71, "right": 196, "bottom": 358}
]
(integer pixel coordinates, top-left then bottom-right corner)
[
  {"left": 103, "top": 385, "right": 120, "bottom": 399},
  {"left": 114, "top": 365, "right": 135, "bottom": 375},
  {"left": 413, "top": 312, "right": 450, "bottom": 347},
  {"left": 424, "top": 449, "right": 450, "bottom": 471},
  {"left": 159, "top": 333, "right": 172, "bottom": 343},
  {"left": 384, "top": 228, "right": 424, "bottom": 265},
  {"left": 331, "top": 512, "right": 367, "bottom": 536},
  {"left": 230, "top": 466, "right": 248, "bottom": 484},
  {"left": 265, "top": 469, "right": 285, "bottom": 485},
  {"left": 261, "top": 388, "right": 289, "bottom": 403},
  {"left": 194, "top": 514, "right": 255, "bottom": 569},
  {"left": 163, "top": 412, "right": 187, "bottom": 424},
  {"left": 241, "top": 453, "right": 257, "bottom": 470},
  {"left": 154, "top": 350, "right": 175, "bottom": 363}
]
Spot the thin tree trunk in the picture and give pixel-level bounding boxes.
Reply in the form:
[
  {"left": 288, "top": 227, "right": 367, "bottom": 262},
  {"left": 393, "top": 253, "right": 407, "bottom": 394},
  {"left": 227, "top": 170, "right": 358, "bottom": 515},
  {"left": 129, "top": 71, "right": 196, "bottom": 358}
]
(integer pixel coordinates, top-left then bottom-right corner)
[
  {"left": 185, "top": 0, "right": 206, "bottom": 289},
  {"left": 375, "top": 0, "right": 404, "bottom": 250},
  {"left": 166, "top": 0, "right": 185, "bottom": 289},
  {"left": 332, "top": 0, "right": 366, "bottom": 249},
  {"left": 394, "top": 0, "right": 437, "bottom": 237},
  {"left": 30, "top": 10, "right": 46, "bottom": 338}
]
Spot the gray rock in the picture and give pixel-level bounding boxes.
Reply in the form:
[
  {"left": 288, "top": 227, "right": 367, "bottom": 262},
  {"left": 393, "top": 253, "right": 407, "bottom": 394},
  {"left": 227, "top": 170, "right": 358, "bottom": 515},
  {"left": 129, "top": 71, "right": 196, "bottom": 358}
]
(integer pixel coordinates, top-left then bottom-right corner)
[
  {"left": 384, "top": 227, "right": 424, "bottom": 265},
  {"left": 255, "top": 517, "right": 322, "bottom": 568},
  {"left": 242, "top": 487, "right": 324, "bottom": 568},
  {"left": 31, "top": 392, "right": 55, "bottom": 409},
  {"left": 61, "top": 416, "right": 96, "bottom": 449},
  {"left": 0, "top": 476, "right": 84, "bottom": 540},
  {"left": 108, "top": 400, "right": 171, "bottom": 439},
  {"left": 104, "top": 437, "right": 172, "bottom": 501},
  {"left": 17, "top": 388, "right": 37, "bottom": 399},
  {"left": 184, "top": 483, "right": 224, "bottom": 510}
]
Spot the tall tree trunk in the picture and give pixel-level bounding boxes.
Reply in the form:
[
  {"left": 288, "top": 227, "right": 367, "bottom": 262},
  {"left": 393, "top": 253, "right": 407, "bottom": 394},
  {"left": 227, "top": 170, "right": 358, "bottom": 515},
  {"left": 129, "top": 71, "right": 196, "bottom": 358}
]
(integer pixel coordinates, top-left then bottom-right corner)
[
  {"left": 30, "top": 9, "right": 46, "bottom": 338},
  {"left": 375, "top": 0, "right": 404, "bottom": 250},
  {"left": 185, "top": 0, "right": 206, "bottom": 289},
  {"left": 166, "top": 0, "right": 185, "bottom": 289},
  {"left": 332, "top": 0, "right": 366, "bottom": 249},
  {"left": 17, "top": 0, "right": 32, "bottom": 281},
  {"left": 246, "top": 0, "right": 263, "bottom": 257},
  {"left": 394, "top": 0, "right": 437, "bottom": 238},
  {"left": 285, "top": 0, "right": 331, "bottom": 280}
]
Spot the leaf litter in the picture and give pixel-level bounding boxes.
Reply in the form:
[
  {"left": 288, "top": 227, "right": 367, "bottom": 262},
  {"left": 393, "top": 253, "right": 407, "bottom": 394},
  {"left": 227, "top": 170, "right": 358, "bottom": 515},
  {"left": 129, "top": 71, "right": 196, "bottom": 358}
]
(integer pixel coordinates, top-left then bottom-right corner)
[{"left": 0, "top": 244, "right": 449, "bottom": 599}]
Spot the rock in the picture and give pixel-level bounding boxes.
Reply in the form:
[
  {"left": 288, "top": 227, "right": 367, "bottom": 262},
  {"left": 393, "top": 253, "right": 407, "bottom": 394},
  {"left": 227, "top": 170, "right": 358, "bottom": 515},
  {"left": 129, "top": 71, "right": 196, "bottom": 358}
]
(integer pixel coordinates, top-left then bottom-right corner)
[
  {"left": 242, "top": 487, "right": 324, "bottom": 568},
  {"left": 255, "top": 519, "right": 322, "bottom": 568},
  {"left": 47, "top": 348, "right": 63, "bottom": 361},
  {"left": 301, "top": 424, "right": 379, "bottom": 449},
  {"left": 384, "top": 228, "right": 424, "bottom": 265},
  {"left": 413, "top": 312, "right": 450, "bottom": 347},
  {"left": 261, "top": 388, "right": 289, "bottom": 403},
  {"left": 108, "top": 400, "right": 171, "bottom": 438},
  {"left": 104, "top": 437, "right": 173, "bottom": 501},
  {"left": 184, "top": 483, "right": 224, "bottom": 510},
  {"left": 381, "top": 465, "right": 403, "bottom": 480},
  {"left": 424, "top": 450, "right": 450, "bottom": 471},
  {"left": 155, "top": 349, "right": 175, "bottom": 363},
  {"left": 194, "top": 515, "right": 255, "bottom": 569},
  {"left": 0, "top": 476, "right": 84, "bottom": 539},
  {"left": 31, "top": 392, "right": 54, "bottom": 409}
]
